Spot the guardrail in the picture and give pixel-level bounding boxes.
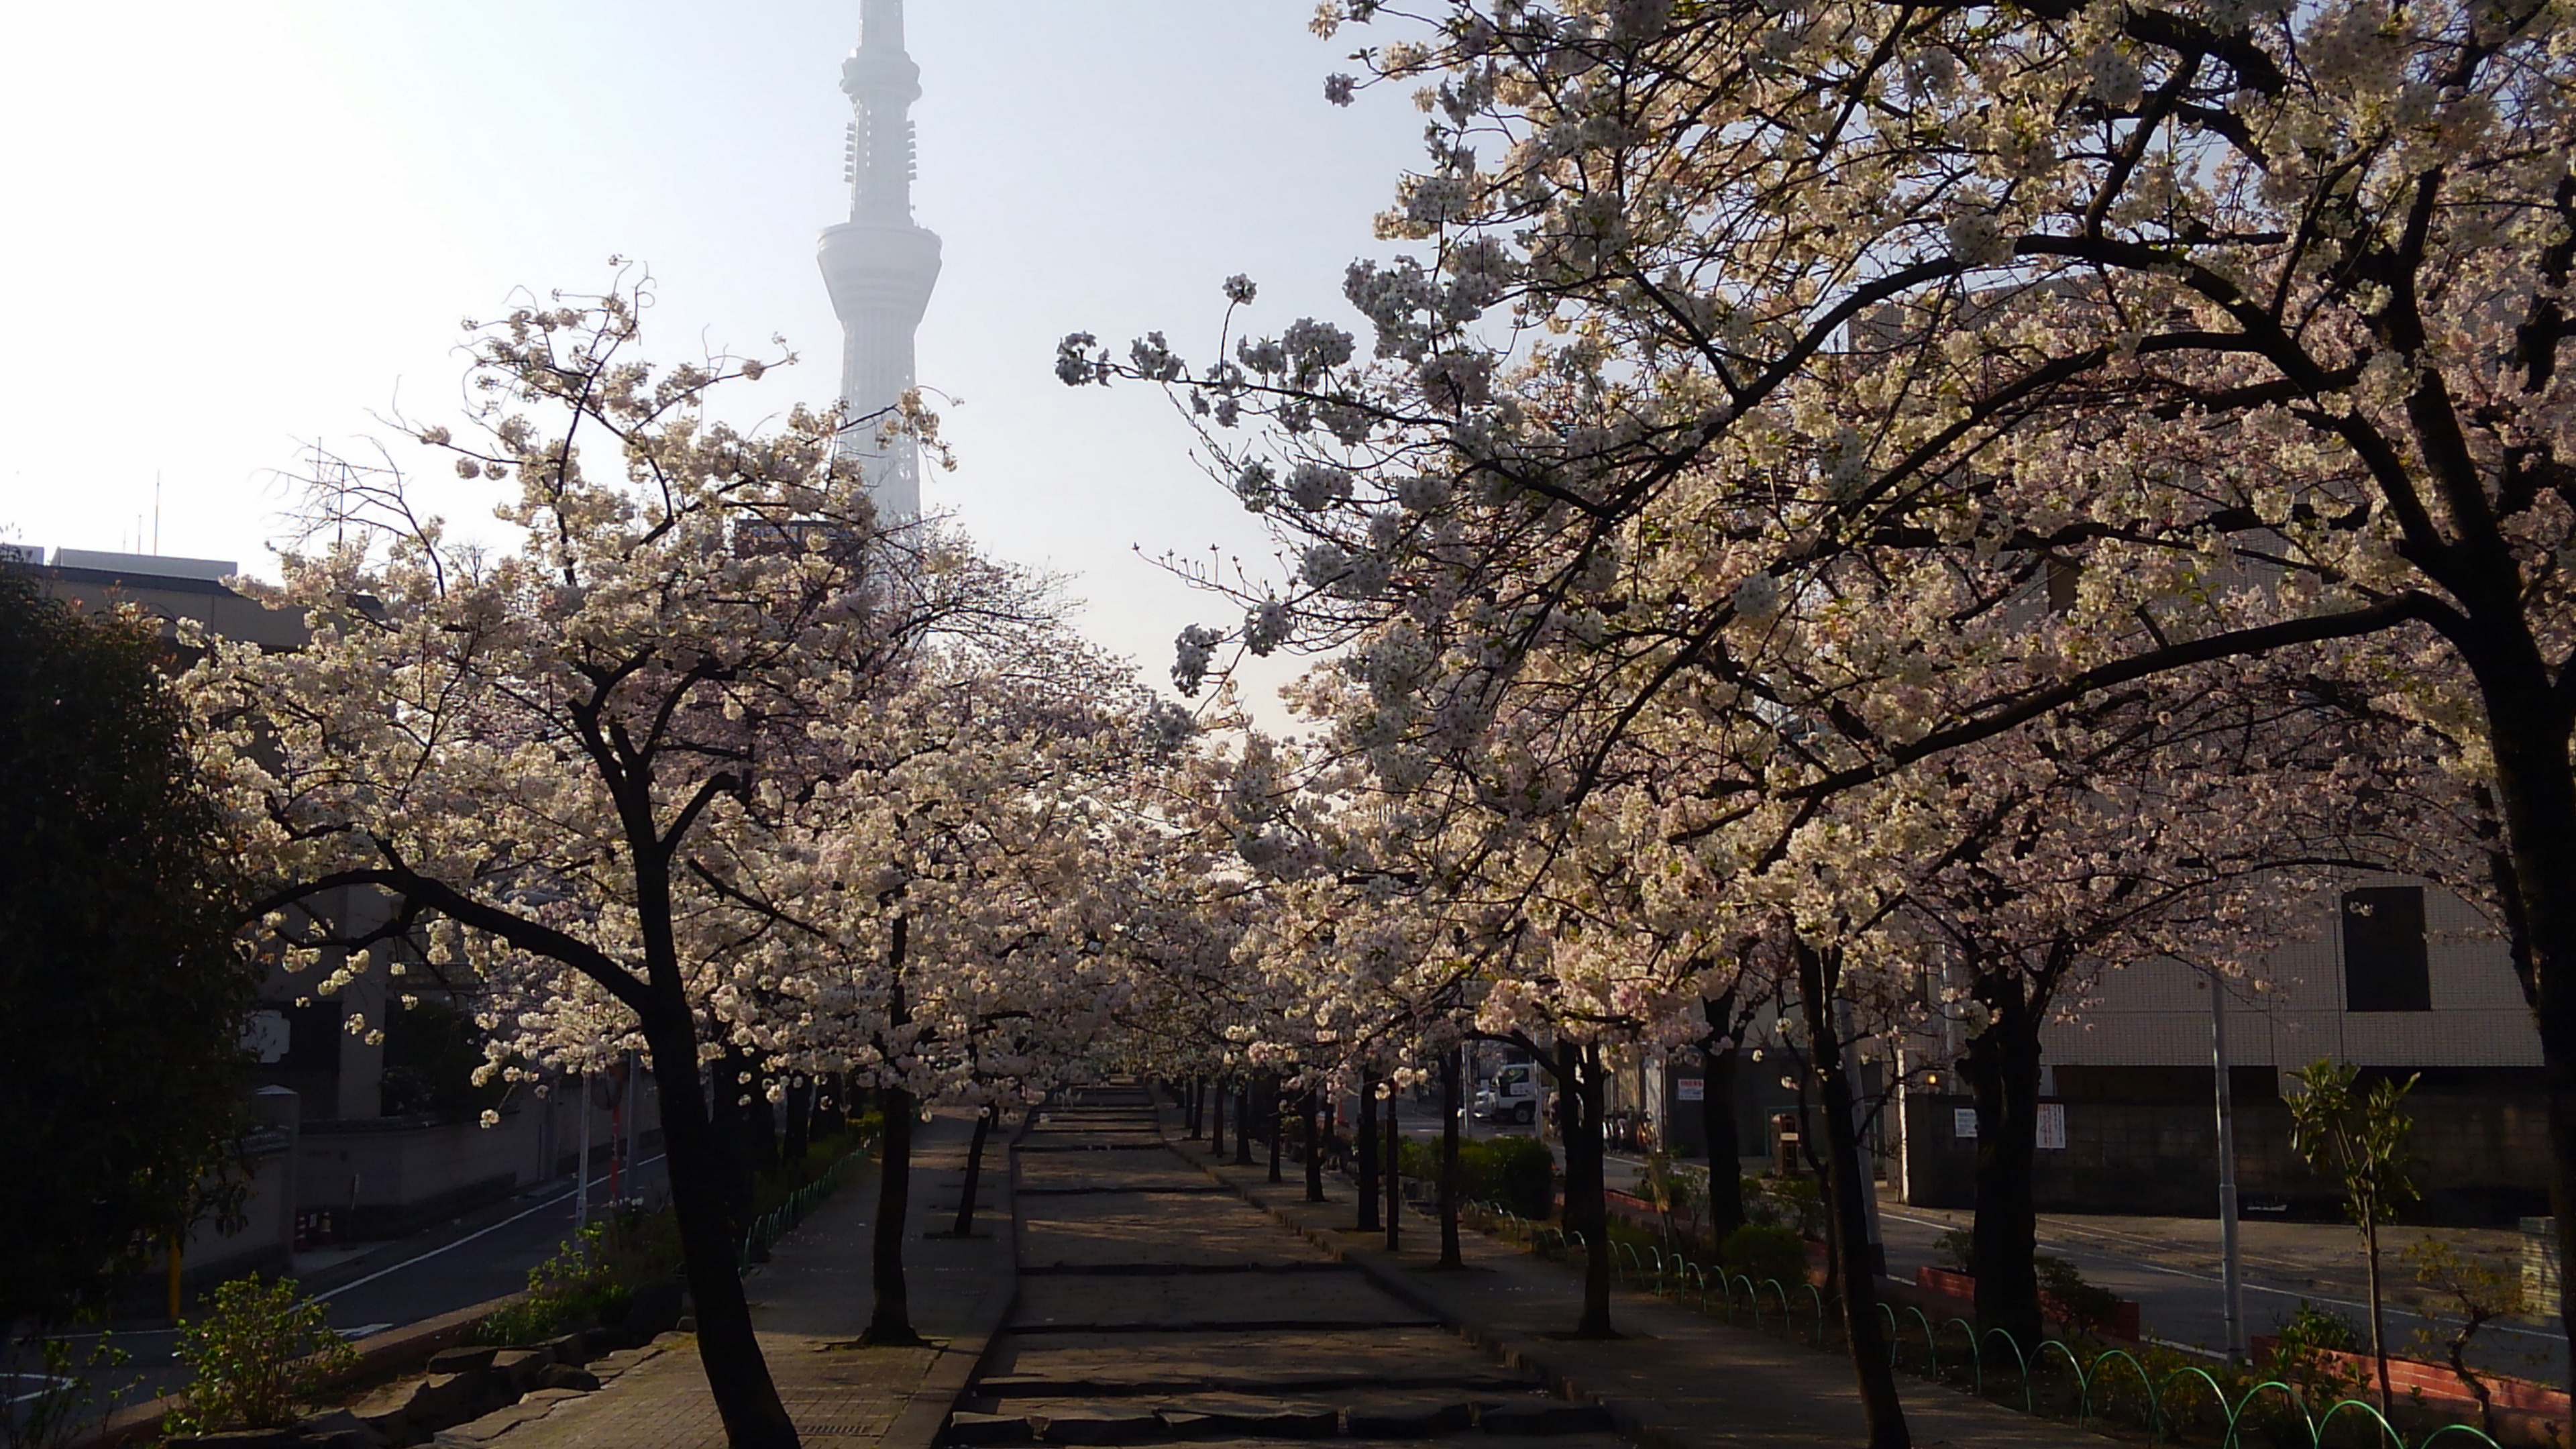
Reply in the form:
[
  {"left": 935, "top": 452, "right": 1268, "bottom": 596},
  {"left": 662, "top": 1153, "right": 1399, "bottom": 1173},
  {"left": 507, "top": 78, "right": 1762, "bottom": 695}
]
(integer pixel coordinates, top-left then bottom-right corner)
[{"left": 1457, "top": 1199, "right": 2502, "bottom": 1449}]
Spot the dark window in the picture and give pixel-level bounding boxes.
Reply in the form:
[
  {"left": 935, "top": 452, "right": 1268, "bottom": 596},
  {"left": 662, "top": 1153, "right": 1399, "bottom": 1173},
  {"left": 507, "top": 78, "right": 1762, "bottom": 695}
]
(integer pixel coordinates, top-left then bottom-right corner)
[
  {"left": 2343, "top": 886, "right": 2430, "bottom": 1012},
  {"left": 280, "top": 1000, "right": 344, "bottom": 1071}
]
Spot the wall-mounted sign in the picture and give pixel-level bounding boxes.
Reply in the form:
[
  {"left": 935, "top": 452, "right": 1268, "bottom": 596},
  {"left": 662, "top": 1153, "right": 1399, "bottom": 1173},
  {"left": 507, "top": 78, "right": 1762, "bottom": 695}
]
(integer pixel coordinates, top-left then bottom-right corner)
[
  {"left": 1676, "top": 1077, "right": 1705, "bottom": 1102},
  {"left": 1953, "top": 1108, "right": 1978, "bottom": 1139},
  {"left": 2037, "top": 1102, "right": 2068, "bottom": 1150}
]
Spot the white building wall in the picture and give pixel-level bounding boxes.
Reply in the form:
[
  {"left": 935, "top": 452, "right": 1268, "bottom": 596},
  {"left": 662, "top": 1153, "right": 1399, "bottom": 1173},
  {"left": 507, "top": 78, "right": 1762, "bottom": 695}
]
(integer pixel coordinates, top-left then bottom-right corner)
[{"left": 2039, "top": 873, "right": 2538, "bottom": 1071}]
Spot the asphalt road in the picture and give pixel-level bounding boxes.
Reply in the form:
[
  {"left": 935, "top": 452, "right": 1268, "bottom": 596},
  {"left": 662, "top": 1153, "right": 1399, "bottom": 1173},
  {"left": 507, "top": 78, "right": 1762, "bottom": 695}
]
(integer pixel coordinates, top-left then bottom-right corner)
[{"left": 38, "top": 1152, "right": 667, "bottom": 1414}]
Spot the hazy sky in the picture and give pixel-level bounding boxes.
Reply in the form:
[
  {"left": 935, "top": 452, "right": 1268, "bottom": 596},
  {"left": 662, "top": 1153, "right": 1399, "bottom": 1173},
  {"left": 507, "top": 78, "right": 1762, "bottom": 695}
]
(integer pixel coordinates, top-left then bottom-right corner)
[{"left": 0, "top": 1, "right": 1428, "bottom": 713}]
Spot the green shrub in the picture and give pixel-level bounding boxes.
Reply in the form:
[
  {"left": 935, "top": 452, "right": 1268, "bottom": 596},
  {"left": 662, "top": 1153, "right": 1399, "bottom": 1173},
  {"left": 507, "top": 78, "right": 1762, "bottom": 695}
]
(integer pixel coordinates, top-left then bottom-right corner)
[
  {"left": 3, "top": 1330, "right": 127, "bottom": 1449},
  {"left": 1464, "top": 1136, "right": 1556, "bottom": 1220},
  {"left": 165, "top": 1277, "right": 356, "bottom": 1434},
  {"left": 2264, "top": 1299, "right": 2372, "bottom": 1410},
  {"left": 1936, "top": 1228, "right": 1976, "bottom": 1275},
  {"left": 1743, "top": 1173, "right": 1825, "bottom": 1238},
  {"left": 1719, "top": 1224, "right": 1810, "bottom": 1287},
  {"left": 2035, "top": 1255, "right": 2123, "bottom": 1337},
  {"left": 474, "top": 1205, "right": 680, "bottom": 1346}
]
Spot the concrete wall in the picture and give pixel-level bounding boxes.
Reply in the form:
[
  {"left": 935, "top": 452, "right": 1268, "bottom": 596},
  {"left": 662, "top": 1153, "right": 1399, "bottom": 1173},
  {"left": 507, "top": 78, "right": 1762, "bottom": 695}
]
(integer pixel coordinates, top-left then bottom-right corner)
[
  {"left": 299, "top": 1107, "right": 539, "bottom": 1240},
  {"left": 1898, "top": 1080, "right": 2548, "bottom": 1223}
]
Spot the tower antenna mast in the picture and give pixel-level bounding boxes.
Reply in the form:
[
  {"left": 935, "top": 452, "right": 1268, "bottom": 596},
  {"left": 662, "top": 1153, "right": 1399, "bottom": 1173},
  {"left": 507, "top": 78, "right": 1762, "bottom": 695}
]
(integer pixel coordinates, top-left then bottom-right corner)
[{"left": 818, "top": 0, "right": 941, "bottom": 523}]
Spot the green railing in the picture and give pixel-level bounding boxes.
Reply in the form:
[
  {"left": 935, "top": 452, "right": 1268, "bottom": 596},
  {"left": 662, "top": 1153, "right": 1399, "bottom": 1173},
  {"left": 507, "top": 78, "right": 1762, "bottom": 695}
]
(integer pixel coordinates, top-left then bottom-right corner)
[
  {"left": 736, "top": 1148, "right": 869, "bottom": 1276},
  {"left": 1457, "top": 1200, "right": 2504, "bottom": 1449}
]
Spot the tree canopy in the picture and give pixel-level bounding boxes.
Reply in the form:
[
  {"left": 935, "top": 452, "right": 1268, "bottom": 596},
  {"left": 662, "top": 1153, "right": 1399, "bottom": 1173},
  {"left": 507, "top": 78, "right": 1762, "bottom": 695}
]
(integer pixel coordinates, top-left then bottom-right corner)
[{"left": 0, "top": 566, "right": 259, "bottom": 1324}]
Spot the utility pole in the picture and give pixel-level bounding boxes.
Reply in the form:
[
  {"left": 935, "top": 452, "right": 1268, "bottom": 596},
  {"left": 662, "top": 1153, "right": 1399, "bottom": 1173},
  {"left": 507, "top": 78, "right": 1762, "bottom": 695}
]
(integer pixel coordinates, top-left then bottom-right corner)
[
  {"left": 574, "top": 1070, "right": 592, "bottom": 1232},
  {"left": 2208, "top": 971, "right": 2247, "bottom": 1361},
  {"left": 1833, "top": 996, "right": 1886, "bottom": 1275}
]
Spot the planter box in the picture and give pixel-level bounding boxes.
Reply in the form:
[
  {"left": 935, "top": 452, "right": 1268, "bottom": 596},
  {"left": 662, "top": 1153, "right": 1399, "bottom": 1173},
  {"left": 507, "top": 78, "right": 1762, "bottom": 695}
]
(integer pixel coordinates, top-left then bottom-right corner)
[
  {"left": 2250, "top": 1337, "right": 2571, "bottom": 1418},
  {"left": 1913, "top": 1265, "right": 2143, "bottom": 1343}
]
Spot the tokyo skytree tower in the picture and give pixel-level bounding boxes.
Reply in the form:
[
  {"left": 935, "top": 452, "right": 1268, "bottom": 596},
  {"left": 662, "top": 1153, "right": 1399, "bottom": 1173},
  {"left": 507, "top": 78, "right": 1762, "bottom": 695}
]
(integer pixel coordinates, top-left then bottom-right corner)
[{"left": 818, "top": 0, "right": 941, "bottom": 521}]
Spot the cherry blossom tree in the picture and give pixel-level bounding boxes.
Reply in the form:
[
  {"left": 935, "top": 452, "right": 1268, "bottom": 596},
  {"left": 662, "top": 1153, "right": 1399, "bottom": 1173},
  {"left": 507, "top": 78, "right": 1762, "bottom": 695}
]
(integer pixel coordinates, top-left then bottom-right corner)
[
  {"left": 1065, "top": 1, "right": 2576, "bottom": 1409},
  {"left": 184, "top": 276, "right": 1091, "bottom": 1449}
]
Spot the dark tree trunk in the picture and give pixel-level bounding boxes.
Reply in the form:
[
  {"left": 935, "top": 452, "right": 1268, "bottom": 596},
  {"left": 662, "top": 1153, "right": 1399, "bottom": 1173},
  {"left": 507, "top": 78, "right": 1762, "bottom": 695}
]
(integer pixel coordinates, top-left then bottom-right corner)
[
  {"left": 953, "top": 1106, "right": 993, "bottom": 1237},
  {"left": 812, "top": 1073, "right": 847, "bottom": 1140},
  {"left": 1551, "top": 1040, "right": 1615, "bottom": 1338},
  {"left": 864, "top": 1083, "right": 922, "bottom": 1344},
  {"left": 1701, "top": 994, "right": 1747, "bottom": 1238},
  {"left": 2477, "top": 690, "right": 2576, "bottom": 1397},
  {"left": 1794, "top": 941, "right": 1910, "bottom": 1449},
  {"left": 1356, "top": 1073, "right": 1382, "bottom": 1232},
  {"left": 641, "top": 1010, "right": 800, "bottom": 1448},
  {"left": 710, "top": 1049, "right": 758, "bottom": 1245},
  {"left": 1267, "top": 1077, "right": 1285, "bottom": 1183},
  {"left": 1964, "top": 973, "right": 2046, "bottom": 1352},
  {"left": 1385, "top": 1087, "right": 1402, "bottom": 1251},
  {"left": 864, "top": 923, "right": 924, "bottom": 1347},
  {"left": 746, "top": 1068, "right": 780, "bottom": 1179},
  {"left": 1186, "top": 1078, "right": 1203, "bottom": 1139},
  {"left": 1210, "top": 1080, "right": 1226, "bottom": 1157},
  {"left": 1304, "top": 1090, "right": 1326, "bottom": 1203},
  {"left": 782, "top": 1075, "right": 812, "bottom": 1166},
  {"left": 1235, "top": 1085, "right": 1254, "bottom": 1166},
  {"left": 1439, "top": 1050, "right": 1464, "bottom": 1268}
]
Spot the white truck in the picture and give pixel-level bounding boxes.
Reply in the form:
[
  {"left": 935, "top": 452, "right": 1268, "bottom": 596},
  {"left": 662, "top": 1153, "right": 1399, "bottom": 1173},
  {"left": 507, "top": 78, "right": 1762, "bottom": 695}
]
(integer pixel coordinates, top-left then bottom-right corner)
[{"left": 1471, "top": 1061, "right": 1540, "bottom": 1126}]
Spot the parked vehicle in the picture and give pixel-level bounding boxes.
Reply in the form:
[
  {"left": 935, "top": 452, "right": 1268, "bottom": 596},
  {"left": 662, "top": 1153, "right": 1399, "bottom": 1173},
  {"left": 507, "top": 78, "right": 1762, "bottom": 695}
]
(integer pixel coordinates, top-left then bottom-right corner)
[{"left": 1472, "top": 1063, "right": 1540, "bottom": 1126}]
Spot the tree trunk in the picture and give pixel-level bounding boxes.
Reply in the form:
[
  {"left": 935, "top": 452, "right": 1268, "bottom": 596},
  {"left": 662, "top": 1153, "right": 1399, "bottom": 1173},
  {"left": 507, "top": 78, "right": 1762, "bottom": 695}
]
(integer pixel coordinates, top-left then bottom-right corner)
[
  {"left": 1552, "top": 1040, "right": 1615, "bottom": 1338},
  {"left": 865, "top": 1083, "right": 923, "bottom": 1344},
  {"left": 642, "top": 1012, "right": 800, "bottom": 1448},
  {"left": 1440, "top": 1050, "right": 1464, "bottom": 1268},
  {"left": 1211, "top": 1079, "right": 1226, "bottom": 1157},
  {"left": 1796, "top": 941, "right": 1910, "bottom": 1449},
  {"left": 2481, "top": 694, "right": 2576, "bottom": 1399},
  {"left": 813, "top": 1073, "right": 847, "bottom": 1140},
  {"left": 1267, "top": 1078, "right": 1285, "bottom": 1183},
  {"left": 1235, "top": 1085, "right": 1254, "bottom": 1166},
  {"left": 2366, "top": 1216, "right": 2394, "bottom": 1416},
  {"left": 710, "top": 1048, "right": 756, "bottom": 1240},
  {"left": 1385, "top": 1088, "right": 1401, "bottom": 1251},
  {"left": 953, "top": 1106, "right": 993, "bottom": 1238},
  {"left": 1964, "top": 976, "right": 2045, "bottom": 1352},
  {"left": 1186, "top": 1077, "right": 1203, "bottom": 1139},
  {"left": 1304, "top": 1090, "right": 1326, "bottom": 1203},
  {"left": 746, "top": 1067, "right": 780, "bottom": 1180},
  {"left": 1356, "top": 1073, "right": 1381, "bottom": 1232},
  {"left": 782, "top": 1075, "right": 812, "bottom": 1167},
  {"left": 864, "top": 922, "right": 924, "bottom": 1346},
  {"left": 1701, "top": 994, "right": 1747, "bottom": 1239}
]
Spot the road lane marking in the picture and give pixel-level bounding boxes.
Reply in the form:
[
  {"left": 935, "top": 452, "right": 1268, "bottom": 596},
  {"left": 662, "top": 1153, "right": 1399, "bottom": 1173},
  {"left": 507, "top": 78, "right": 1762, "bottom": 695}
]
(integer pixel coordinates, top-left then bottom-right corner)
[{"left": 313, "top": 1155, "right": 665, "bottom": 1303}]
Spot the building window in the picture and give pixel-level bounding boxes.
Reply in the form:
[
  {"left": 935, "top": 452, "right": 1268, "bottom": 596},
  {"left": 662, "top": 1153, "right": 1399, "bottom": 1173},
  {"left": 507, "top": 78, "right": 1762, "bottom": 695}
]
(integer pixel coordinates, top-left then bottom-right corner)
[{"left": 2343, "top": 886, "right": 2430, "bottom": 1012}]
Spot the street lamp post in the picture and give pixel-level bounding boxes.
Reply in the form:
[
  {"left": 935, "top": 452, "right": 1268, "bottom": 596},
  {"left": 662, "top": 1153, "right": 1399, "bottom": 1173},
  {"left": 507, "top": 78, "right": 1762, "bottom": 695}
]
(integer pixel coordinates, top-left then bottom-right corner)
[{"left": 2208, "top": 971, "right": 2247, "bottom": 1361}]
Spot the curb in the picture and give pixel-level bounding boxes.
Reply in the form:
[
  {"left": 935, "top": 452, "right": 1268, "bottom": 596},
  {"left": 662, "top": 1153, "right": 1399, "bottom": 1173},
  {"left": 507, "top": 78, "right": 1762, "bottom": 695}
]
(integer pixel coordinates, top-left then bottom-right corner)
[
  {"left": 881, "top": 1111, "right": 1026, "bottom": 1449},
  {"left": 1167, "top": 1129, "right": 1706, "bottom": 1449},
  {"left": 67, "top": 1291, "right": 527, "bottom": 1449}
]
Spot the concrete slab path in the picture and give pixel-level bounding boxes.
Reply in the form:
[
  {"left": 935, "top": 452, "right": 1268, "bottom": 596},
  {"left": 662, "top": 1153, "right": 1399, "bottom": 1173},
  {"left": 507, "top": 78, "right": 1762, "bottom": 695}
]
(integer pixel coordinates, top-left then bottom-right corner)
[
  {"left": 950, "top": 1084, "right": 1630, "bottom": 1449},
  {"left": 1170, "top": 1108, "right": 2100, "bottom": 1449}
]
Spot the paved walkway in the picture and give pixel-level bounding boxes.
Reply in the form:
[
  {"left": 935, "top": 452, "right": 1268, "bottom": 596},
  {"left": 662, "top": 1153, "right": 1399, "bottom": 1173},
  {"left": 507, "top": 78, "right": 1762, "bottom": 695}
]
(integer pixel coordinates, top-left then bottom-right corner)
[
  {"left": 1170, "top": 1111, "right": 2092, "bottom": 1449},
  {"left": 458, "top": 1110, "right": 1013, "bottom": 1449},
  {"left": 951, "top": 1084, "right": 1631, "bottom": 1449}
]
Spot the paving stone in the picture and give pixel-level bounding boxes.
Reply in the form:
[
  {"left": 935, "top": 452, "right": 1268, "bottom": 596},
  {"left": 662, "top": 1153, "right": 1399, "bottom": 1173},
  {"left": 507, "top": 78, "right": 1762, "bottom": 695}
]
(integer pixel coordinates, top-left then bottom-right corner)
[
  {"left": 948, "top": 1411, "right": 1038, "bottom": 1444},
  {"left": 967, "top": 1087, "right": 1622, "bottom": 1449},
  {"left": 1343, "top": 1401, "right": 1479, "bottom": 1436},
  {"left": 1024, "top": 1409, "right": 1165, "bottom": 1444},
  {"left": 1476, "top": 1403, "right": 1615, "bottom": 1436}
]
